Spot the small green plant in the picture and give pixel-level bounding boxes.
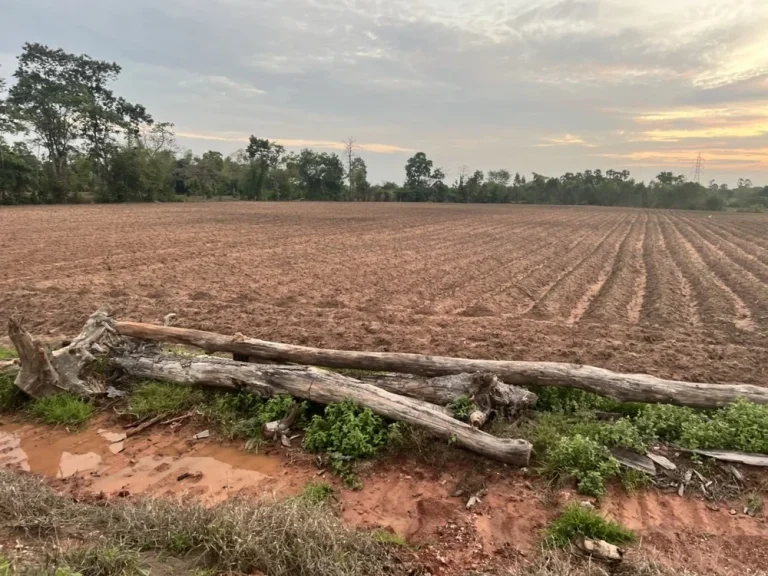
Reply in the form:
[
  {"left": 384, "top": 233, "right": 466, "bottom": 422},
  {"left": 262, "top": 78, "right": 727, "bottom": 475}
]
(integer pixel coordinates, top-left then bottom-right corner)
[
  {"left": 0, "top": 347, "right": 18, "bottom": 360},
  {"left": 128, "top": 381, "right": 204, "bottom": 418},
  {"left": 546, "top": 503, "right": 636, "bottom": 548},
  {"left": 746, "top": 492, "right": 764, "bottom": 516},
  {"left": 0, "top": 375, "right": 28, "bottom": 413},
  {"left": 0, "top": 554, "right": 11, "bottom": 576},
  {"left": 304, "top": 400, "right": 396, "bottom": 485},
  {"left": 166, "top": 531, "right": 196, "bottom": 553},
  {"left": 301, "top": 482, "right": 334, "bottom": 505},
  {"left": 542, "top": 434, "right": 620, "bottom": 497},
  {"left": 448, "top": 394, "right": 478, "bottom": 422},
  {"left": 30, "top": 394, "right": 93, "bottom": 426}
]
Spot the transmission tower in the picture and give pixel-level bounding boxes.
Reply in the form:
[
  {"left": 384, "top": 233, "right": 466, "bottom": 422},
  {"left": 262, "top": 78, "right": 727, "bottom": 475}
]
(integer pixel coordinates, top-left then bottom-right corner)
[{"left": 692, "top": 153, "right": 703, "bottom": 184}]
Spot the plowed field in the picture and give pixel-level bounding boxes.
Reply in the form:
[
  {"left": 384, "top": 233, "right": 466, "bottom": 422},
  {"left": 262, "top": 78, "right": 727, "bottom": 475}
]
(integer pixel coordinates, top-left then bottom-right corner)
[{"left": 2, "top": 203, "right": 767, "bottom": 384}]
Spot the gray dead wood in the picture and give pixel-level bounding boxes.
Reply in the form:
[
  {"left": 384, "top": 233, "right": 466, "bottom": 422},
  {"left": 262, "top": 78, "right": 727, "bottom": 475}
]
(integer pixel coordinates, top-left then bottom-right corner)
[
  {"left": 679, "top": 448, "right": 768, "bottom": 467},
  {"left": 114, "top": 322, "right": 768, "bottom": 409},
  {"left": 610, "top": 448, "right": 657, "bottom": 475},
  {"left": 8, "top": 306, "right": 115, "bottom": 398},
  {"left": 110, "top": 352, "right": 532, "bottom": 466}
]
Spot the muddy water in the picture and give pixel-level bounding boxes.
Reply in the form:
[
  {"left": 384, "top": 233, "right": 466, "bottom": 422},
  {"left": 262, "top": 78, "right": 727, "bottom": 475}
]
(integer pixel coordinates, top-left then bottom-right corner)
[{"left": 0, "top": 418, "right": 299, "bottom": 500}]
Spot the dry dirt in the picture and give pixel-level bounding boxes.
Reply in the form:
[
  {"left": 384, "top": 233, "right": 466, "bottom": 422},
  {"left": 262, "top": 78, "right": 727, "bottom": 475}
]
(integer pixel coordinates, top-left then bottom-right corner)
[
  {"left": 1, "top": 415, "right": 767, "bottom": 576},
  {"left": 2, "top": 202, "right": 767, "bottom": 385}
]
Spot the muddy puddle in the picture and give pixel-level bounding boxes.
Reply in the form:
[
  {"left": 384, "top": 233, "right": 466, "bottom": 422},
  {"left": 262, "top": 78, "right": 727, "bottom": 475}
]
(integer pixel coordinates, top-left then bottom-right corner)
[{"left": 0, "top": 417, "right": 307, "bottom": 501}]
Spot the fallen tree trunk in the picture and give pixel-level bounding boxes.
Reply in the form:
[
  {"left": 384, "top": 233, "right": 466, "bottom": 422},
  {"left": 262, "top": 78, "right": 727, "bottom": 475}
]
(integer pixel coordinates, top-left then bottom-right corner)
[
  {"left": 359, "top": 372, "right": 536, "bottom": 416},
  {"left": 115, "top": 322, "right": 768, "bottom": 409},
  {"left": 110, "top": 352, "right": 532, "bottom": 466},
  {"left": 9, "top": 307, "right": 115, "bottom": 398}
]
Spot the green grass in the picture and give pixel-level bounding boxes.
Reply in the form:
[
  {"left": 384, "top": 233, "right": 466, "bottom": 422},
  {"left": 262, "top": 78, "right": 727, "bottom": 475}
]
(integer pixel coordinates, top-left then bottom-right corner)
[
  {"left": 61, "top": 542, "right": 144, "bottom": 576},
  {"left": 128, "top": 381, "right": 205, "bottom": 418},
  {"left": 0, "top": 347, "right": 17, "bottom": 360},
  {"left": 373, "top": 529, "right": 409, "bottom": 547},
  {"left": 300, "top": 482, "right": 334, "bottom": 505},
  {"left": 29, "top": 394, "right": 93, "bottom": 426},
  {"left": 0, "top": 375, "right": 28, "bottom": 413},
  {"left": 546, "top": 503, "right": 636, "bottom": 548}
]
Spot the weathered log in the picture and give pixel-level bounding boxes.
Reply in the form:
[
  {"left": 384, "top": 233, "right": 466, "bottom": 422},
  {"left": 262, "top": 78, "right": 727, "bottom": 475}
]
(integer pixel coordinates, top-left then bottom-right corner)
[
  {"left": 359, "top": 372, "right": 536, "bottom": 416},
  {"left": 8, "top": 307, "right": 114, "bottom": 398},
  {"left": 110, "top": 352, "right": 532, "bottom": 466},
  {"left": 114, "top": 321, "right": 768, "bottom": 409}
]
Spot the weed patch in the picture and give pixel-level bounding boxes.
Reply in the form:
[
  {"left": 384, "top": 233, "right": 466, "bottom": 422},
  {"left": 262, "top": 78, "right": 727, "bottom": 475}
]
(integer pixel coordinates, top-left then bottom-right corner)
[
  {"left": 304, "top": 400, "right": 398, "bottom": 486},
  {"left": 30, "top": 394, "right": 93, "bottom": 426},
  {"left": 128, "top": 381, "right": 204, "bottom": 418},
  {"left": 546, "top": 503, "right": 636, "bottom": 548},
  {"left": 202, "top": 391, "right": 307, "bottom": 441},
  {"left": 448, "top": 394, "right": 477, "bottom": 422},
  {"left": 542, "top": 434, "right": 620, "bottom": 498}
]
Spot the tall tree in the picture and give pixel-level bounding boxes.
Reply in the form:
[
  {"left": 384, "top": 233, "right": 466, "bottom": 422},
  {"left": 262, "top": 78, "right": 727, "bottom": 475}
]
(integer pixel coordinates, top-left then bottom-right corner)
[
  {"left": 7, "top": 43, "right": 152, "bottom": 201},
  {"left": 243, "top": 136, "right": 284, "bottom": 200},
  {"left": 342, "top": 136, "right": 358, "bottom": 200}
]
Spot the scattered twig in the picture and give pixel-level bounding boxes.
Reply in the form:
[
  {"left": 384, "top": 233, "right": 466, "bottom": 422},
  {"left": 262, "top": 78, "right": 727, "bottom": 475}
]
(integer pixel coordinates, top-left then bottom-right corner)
[
  {"left": 123, "top": 414, "right": 150, "bottom": 429},
  {"left": 125, "top": 413, "right": 167, "bottom": 438},
  {"left": 161, "top": 412, "right": 194, "bottom": 425}
]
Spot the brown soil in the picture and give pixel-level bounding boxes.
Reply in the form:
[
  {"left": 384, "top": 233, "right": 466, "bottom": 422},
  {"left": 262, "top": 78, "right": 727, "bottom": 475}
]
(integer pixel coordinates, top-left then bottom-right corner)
[{"left": 1, "top": 203, "right": 767, "bottom": 387}]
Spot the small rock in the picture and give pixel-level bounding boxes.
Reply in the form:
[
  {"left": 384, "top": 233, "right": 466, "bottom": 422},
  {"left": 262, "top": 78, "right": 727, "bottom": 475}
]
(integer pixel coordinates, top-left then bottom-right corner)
[
  {"left": 684, "top": 469, "right": 693, "bottom": 484},
  {"left": 193, "top": 430, "right": 210, "bottom": 440},
  {"left": 575, "top": 536, "right": 623, "bottom": 563},
  {"left": 580, "top": 501, "right": 595, "bottom": 510},
  {"left": 466, "top": 495, "right": 481, "bottom": 509},
  {"left": 730, "top": 509, "right": 738, "bottom": 516},
  {"left": 678, "top": 484, "right": 685, "bottom": 497}
]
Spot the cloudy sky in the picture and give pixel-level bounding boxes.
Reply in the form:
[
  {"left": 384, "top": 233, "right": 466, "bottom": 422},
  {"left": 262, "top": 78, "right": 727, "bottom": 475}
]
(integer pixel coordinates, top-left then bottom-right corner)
[{"left": 2, "top": 0, "right": 768, "bottom": 185}]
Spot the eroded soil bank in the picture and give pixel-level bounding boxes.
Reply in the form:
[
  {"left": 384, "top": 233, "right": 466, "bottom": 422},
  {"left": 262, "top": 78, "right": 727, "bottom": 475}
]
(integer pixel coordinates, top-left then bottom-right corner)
[{"left": 1, "top": 414, "right": 766, "bottom": 576}]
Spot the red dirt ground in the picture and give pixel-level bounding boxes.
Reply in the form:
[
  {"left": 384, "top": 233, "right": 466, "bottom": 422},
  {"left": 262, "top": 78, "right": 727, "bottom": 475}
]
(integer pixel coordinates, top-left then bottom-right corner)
[
  {"left": 1, "top": 415, "right": 767, "bottom": 576},
  {"left": 1, "top": 203, "right": 767, "bottom": 385}
]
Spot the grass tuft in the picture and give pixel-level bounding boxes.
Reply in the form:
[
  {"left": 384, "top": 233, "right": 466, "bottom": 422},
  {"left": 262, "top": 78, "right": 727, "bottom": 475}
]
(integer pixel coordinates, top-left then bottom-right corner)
[
  {"left": 448, "top": 394, "right": 478, "bottom": 422},
  {"left": 0, "top": 375, "right": 28, "bottom": 413},
  {"left": 128, "top": 381, "right": 204, "bottom": 419},
  {"left": 29, "top": 394, "right": 93, "bottom": 426},
  {"left": 0, "top": 347, "right": 18, "bottom": 360},
  {"left": 373, "top": 529, "right": 409, "bottom": 547},
  {"left": 61, "top": 541, "right": 145, "bottom": 576},
  {"left": 300, "top": 482, "right": 334, "bottom": 505},
  {"left": 546, "top": 503, "right": 636, "bottom": 548}
]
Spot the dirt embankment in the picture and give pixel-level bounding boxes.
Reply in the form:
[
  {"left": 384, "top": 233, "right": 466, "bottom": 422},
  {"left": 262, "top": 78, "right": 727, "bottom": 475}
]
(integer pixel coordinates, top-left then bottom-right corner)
[{"left": 1, "top": 414, "right": 767, "bottom": 576}]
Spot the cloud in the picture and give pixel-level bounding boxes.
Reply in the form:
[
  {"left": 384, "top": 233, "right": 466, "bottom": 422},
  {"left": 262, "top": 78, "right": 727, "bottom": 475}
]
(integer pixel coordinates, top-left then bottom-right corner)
[
  {"left": 175, "top": 132, "right": 415, "bottom": 154},
  {"left": 535, "top": 134, "right": 595, "bottom": 147}
]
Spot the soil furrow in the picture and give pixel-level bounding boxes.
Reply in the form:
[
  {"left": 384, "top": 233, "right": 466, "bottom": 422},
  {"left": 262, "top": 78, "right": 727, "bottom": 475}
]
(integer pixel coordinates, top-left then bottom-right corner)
[
  {"left": 639, "top": 214, "right": 700, "bottom": 328},
  {"left": 662, "top": 215, "right": 754, "bottom": 331},
  {"left": 580, "top": 211, "right": 647, "bottom": 325}
]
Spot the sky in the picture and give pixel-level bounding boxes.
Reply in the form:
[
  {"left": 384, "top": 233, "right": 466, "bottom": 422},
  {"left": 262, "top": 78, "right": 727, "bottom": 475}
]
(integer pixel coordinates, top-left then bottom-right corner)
[{"left": 2, "top": 0, "right": 768, "bottom": 186}]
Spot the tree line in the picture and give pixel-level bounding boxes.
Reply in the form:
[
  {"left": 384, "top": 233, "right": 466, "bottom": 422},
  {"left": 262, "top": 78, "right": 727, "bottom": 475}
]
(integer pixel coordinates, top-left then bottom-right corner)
[{"left": 2, "top": 43, "right": 767, "bottom": 211}]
